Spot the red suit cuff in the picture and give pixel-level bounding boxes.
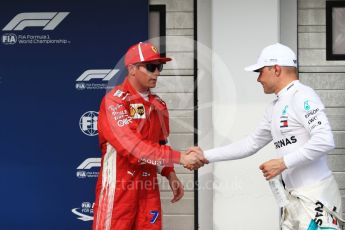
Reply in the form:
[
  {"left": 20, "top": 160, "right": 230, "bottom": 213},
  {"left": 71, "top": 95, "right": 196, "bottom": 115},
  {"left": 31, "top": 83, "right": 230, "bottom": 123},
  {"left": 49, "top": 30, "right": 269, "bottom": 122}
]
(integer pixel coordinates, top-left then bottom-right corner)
[{"left": 161, "top": 167, "right": 175, "bottom": 178}]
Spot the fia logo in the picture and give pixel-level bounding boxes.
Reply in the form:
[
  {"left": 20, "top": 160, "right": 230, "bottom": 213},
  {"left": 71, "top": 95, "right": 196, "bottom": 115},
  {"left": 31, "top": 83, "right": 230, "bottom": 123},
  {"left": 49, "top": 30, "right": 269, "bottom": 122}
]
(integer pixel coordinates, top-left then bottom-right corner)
[
  {"left": 79, "top": 111, "right": 98, "bottom": 136},
  {"left": 2, "top": 33, "right": 17, "bottom": 45}
]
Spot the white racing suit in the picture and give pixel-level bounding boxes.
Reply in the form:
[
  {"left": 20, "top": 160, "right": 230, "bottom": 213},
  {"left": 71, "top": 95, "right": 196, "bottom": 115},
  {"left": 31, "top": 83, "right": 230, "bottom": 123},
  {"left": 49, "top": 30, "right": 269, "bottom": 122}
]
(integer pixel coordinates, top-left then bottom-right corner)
[
  {"left": 283, "top": 175, "right": 343, "bottom": 230},
  {"left": 204, "top": 80, "right": 343, "bottom": 229}
]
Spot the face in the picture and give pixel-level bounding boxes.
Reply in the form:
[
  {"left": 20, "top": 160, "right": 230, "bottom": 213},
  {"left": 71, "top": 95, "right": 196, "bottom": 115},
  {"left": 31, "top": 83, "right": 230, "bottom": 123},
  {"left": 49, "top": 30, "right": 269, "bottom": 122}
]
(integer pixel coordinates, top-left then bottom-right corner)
[
  {"left": 256, "top": 66, "right": 279, "bottom": 94},
  {"left": 129, "top": 61, "right": 163, "bottom": 92}
]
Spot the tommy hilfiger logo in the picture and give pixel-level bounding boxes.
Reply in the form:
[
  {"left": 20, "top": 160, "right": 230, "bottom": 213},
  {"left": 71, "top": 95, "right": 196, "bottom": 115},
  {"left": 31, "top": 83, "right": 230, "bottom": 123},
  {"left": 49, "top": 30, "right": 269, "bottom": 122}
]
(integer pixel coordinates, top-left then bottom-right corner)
[{"left": 280, "top": 119, "right": 288, "bottom": 128}]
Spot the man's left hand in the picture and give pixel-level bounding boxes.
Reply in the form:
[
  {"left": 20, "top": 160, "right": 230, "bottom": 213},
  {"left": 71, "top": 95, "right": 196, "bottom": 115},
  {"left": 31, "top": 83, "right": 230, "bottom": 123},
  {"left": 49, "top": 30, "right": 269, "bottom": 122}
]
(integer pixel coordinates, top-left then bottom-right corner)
[
  {"left": 259, "top": 158, "right": 287, "bottom": 180},
  {"left": 167, "top": 172, "right": 184, "bottom": 203}
]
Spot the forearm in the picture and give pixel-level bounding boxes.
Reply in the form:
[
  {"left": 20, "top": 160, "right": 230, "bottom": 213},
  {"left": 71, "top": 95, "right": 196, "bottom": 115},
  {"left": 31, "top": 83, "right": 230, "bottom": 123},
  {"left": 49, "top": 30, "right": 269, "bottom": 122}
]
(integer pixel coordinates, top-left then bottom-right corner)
[
  {"left": 284, "top": 131, "right": 335, "bottom": 168},
  {"left": 159, "top": 166, "right": 175, "bottom": 178},
  {"left": 204, "top": 135, "right": 263, "bottom": 163}
]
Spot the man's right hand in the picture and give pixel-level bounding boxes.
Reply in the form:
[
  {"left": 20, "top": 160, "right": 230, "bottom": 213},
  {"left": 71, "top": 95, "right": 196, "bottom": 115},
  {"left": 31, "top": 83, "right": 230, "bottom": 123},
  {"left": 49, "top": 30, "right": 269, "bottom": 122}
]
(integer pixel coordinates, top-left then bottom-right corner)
[{"left": 180, "top": 146, "right": 208, "bottom": 170}]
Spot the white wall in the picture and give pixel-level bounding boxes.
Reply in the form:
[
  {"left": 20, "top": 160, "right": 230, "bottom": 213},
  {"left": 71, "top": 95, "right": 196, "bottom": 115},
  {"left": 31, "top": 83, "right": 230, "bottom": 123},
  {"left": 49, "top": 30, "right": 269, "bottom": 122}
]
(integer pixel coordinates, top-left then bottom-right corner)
[
  {"left": 197, "top": 1, "right": 214, "bottom": 230},
  {"left": 211, "top": 0, "right": 280, "bottom": 229}
]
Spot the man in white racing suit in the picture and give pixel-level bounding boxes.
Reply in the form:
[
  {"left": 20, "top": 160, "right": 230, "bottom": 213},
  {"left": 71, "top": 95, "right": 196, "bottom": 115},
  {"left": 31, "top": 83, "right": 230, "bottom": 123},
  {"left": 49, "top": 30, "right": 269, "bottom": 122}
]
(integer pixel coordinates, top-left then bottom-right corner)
[{"left": 202, "top": 43, "right": 343, "bottom": 230}]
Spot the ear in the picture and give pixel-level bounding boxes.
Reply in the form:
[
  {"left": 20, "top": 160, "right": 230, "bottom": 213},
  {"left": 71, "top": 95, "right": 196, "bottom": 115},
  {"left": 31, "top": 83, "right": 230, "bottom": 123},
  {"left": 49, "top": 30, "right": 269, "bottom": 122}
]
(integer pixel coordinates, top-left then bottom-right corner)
[
  {"left": 128, "top": 64, "right": 136, "bottom": 76},
  {"left": 274, "top": 65, "right": 282, "bottom": 77}
]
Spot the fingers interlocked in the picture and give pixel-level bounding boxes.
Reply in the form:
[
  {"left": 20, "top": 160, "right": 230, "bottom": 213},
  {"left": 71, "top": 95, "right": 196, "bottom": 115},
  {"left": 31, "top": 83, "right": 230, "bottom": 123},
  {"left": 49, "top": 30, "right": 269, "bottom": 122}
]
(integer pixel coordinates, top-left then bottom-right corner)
[{"left": 180, "top": 146, "right": 209, "bottom": 170}]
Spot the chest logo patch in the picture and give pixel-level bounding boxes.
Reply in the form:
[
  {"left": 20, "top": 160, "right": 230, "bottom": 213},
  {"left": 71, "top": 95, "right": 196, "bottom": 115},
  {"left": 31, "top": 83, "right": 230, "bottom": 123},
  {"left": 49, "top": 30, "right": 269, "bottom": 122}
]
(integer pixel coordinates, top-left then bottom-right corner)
[
  {"left": 280, "top": 120, "right": 288, "bottom": 128},
  {"left": 280, "top": 105, "right": 289, "bottom": 128},
  {"left": 282, "top": 105, "right": 288, "bottom": 115},
  {"left": 129, "top": 104, "right": 146, "bottom": 119}
]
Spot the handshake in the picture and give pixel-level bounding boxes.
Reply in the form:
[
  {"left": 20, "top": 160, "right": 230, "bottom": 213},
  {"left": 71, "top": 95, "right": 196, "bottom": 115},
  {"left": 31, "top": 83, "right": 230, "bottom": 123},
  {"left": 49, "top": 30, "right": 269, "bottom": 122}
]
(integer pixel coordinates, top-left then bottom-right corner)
[{"left": 180, "top": 146, "right": 208, "bottom": 170}]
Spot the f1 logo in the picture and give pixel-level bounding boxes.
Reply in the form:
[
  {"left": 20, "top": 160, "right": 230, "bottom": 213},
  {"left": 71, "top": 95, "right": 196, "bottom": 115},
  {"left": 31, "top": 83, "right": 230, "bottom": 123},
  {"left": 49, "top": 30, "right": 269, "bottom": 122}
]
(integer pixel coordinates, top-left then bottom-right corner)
[
  {"left": 77, "top": 158, "right": 101, "bottom": 170},
  {"left": 76, "top": 69, "right": 119, "bottom": 82},
  {"left": 2, "top": 12, "right": 70, "bottom": 31}
]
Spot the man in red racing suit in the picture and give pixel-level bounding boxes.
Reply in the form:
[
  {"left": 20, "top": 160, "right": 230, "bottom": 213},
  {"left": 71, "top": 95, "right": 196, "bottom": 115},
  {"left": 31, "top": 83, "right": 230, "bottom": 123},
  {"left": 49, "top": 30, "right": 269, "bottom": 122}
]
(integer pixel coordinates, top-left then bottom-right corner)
[{"left": 92, "top": 42, "right": 207, "bottom": 230}]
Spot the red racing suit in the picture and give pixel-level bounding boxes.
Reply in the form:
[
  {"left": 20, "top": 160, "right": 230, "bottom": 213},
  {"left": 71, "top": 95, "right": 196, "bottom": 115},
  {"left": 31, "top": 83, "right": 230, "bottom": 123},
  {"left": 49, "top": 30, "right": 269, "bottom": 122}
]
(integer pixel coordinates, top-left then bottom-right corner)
[{"left": 92, "top": 78, "right": 181, "bottom": 230}]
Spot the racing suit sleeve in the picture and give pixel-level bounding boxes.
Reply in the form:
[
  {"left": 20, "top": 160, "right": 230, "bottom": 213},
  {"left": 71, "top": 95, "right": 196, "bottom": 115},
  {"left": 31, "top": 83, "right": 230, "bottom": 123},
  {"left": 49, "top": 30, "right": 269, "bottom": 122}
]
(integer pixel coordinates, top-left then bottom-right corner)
[
  {"left": 158, "top": 140, "right": 175, "bottom": 178},
  {"left": 99, "top": 96, "right": 180, "bottom": 166},
  {"left": 283, "top": 90, "right": 335, "bottom": 168},
  {"left": 158, "top": 165, "right": 175, "bottom": 178},
  {"left": 157, "top": 106, "right": 175, "bottom": 178},
  {"left": 204, "top": 103, "right": 273, "bottom": 163}
]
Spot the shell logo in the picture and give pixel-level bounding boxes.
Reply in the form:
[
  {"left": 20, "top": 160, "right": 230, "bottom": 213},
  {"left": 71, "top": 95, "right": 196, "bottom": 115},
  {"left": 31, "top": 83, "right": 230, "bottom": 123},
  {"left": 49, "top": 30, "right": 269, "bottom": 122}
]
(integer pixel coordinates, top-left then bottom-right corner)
[{"left": 129, "top": 106, "right": 136, "bottom": 117}]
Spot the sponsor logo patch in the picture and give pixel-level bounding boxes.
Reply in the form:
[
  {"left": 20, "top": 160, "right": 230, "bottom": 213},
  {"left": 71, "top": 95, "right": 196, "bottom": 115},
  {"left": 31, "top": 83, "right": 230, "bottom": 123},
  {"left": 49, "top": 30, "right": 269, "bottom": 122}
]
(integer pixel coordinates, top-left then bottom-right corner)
[
  {"left": 140, "top": 158, "right": 164, "bottom": 166},
  {"left": 282, "top": 105, "right": 288, "bottom": 116},
  {"left": 129, "top": 104, "right": 146, "bottom": 119},
  {"left": 305, "top": 108, "right": 319, "bottom": 119},
  {"left": 274, "top": 136, "right": 297, "bottom": 149},
  {"left": 280, "top": 119, "right": 288, "bottom": 128},
  {"left": 280, "top": 105, "right": 289, "bottom": 128},
  {"left": 310, "top": 121, "right": 322, "bottom": 130},
  {"left": 308, "top": 116, "right": 318, "bottom": 125},
  {"left": 314, "top": 201, "right": 324, "bottom": 226},
  {"left": 304, "top": 100, "right": 311, "bottom": 111}
]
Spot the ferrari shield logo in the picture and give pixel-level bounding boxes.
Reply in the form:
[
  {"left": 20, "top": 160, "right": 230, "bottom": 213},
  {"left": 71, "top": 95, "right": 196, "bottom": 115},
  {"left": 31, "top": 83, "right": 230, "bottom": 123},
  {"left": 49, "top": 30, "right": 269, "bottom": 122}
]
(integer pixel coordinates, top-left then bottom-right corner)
[{"left": 151, "top": 46, "right": 158, "bottom": 53}]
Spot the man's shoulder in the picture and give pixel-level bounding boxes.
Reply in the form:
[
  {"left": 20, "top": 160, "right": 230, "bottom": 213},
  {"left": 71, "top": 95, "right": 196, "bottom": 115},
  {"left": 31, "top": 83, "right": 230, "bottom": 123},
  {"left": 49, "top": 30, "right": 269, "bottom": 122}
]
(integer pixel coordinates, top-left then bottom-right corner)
[
  {"left": 293, "top": 82, "right": 320, "bottom": 102},
  {"left": 105, "top": 84, "right": 130, "bottom": 102},
  {"left": 151, "top": 93, "right": 167, "bottom": 106},
  {"left": 291, "top": 82, "right": 324, "bottom": 112}
]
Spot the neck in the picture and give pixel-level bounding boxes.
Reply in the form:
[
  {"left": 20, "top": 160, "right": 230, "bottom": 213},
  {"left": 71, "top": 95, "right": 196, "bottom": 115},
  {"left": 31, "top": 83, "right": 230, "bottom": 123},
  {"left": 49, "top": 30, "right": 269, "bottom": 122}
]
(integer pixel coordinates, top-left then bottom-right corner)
[{"left": 274, "top": 76, "right": 298, "bottom": 94}]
